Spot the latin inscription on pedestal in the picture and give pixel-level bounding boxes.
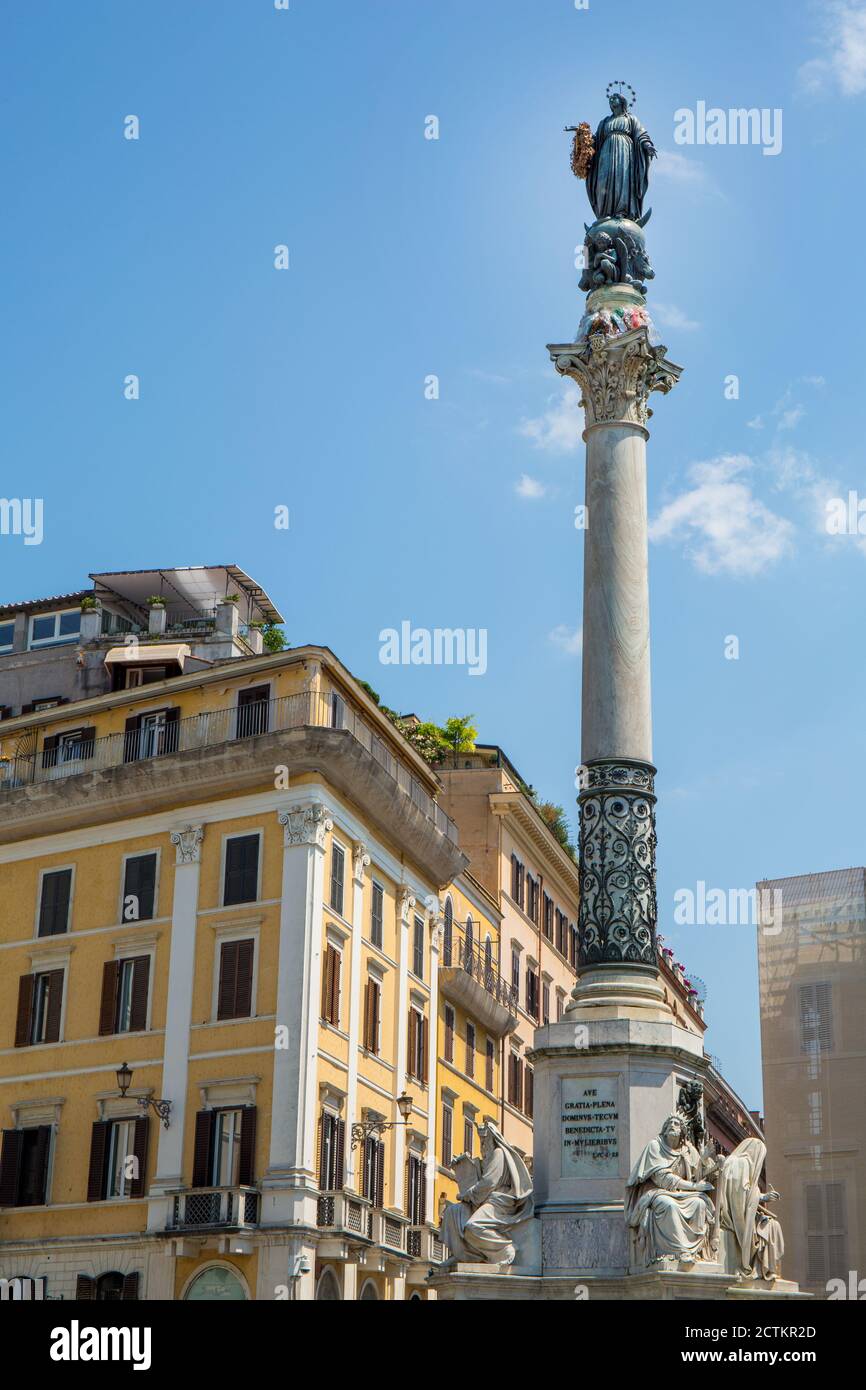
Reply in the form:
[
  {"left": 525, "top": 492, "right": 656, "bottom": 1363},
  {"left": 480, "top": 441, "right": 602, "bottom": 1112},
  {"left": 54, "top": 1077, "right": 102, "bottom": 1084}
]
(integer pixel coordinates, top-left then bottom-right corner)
[{"left": 561, "top": 1076, "right": 620, "bottom": 1177}]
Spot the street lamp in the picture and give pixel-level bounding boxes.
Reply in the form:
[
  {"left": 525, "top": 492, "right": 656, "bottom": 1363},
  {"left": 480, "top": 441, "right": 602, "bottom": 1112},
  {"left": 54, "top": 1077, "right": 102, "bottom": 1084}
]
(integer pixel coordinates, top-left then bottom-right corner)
[
  {"left": 350, "top": 1091, "right": 414, "bottom": 1150},
  {"left": 116, "top": 1062, "right": 173, "bottom": 1129}
]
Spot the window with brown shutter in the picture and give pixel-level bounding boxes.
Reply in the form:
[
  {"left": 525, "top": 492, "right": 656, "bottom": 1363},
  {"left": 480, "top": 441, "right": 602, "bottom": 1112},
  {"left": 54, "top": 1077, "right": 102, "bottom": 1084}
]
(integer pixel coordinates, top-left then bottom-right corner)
[
  {"left": 508, "top": 1053, "right": 523, "bottom": 1110},
  {"left": 321, "top": 943, "right": 340, "bottom": 1026},
  {"left": 444, "top": 1005, "right": 454, "bottom": 1063},
  {"left": 38, "top": 868, "right": 72, "bottom": 936},
  {"left": 223, "top": 835, "right": 260, "bottom": 907},
  {"left": 129, "top": 958, "right": 149, "bottom": 1032},
  {"left": 192, "top": 1110, "right": 216, "bottom": 1187},
  {"left": 363, "top": 1135, "right": 385, "bottom": 1207},
  {"left": 524, "top": 1066, "right": 534, "bottom": 1119},
  {"left": 76, "top": 1274, "right": 95, "bottom": 1300},
  {"left": 14, "top": 974, "right": 34, "bottom": 1047},
  {"left": 363, "top": 977, "right": 380, "bottom": 1054},
  {"left": 318, "top": 1110, "right": 345, "bottom": 1191},
  {"left": 441, "top": 1104, "right": 453, "bottom": 1166},
  {"left": 130, "top": 1116, "right": 149, "bottom": 1198},
  {"left": 121, "top": 1272, "right": 140, "bottom": 1301},
  {"left": 407, "top": 1007, "right": 427, "bottom": 1082},
  {"left": 238, "top": 1106, "right": 257, "bottom": 1186},
  {"left": 99, "top": 961, "right": 119, "bottom": 1036},
  {"left": 405, "top": 1154, "right": 426, "bottom": 1225},
  {"left": 465, "top": 1023, "right": 475, "bottom": 1079},
  {"left": 0, "top": 1129, "right": 24, "bottom": 1206},
  {"left": 217, "top": 939, "right": 254, "bottom": 1020},
  {"left": 485, "top": 1039, "right": 495, "bottom": 1093},
  {"left": 86, "top": 1121, "right": 110, "bottom": 1202}
]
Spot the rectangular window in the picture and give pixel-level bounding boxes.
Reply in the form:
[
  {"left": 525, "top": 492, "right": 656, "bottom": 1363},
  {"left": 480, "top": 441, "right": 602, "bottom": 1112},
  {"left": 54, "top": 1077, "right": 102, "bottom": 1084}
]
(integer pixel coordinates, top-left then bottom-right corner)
[
  {"left": 106, "top": 1118, "right": 137, "bottom": 1199},
  {"left": 407, "top": 1007, "right": 427, "bottom": 1082},
  {"left": 318, "top": 1111, "right": 345, "bottom": 1191},
  {"left": 805, "top": 1182, "right": 848, "bottom": 1284},
  {"left": 526, "top": 966, "right": 539, "bottom": 1020},
  {"left": 444, "top": 1004, "right": 455, "bottom": 1063},
  {"left": 799, "top": 982, "right": 833, "bottom": 1054},
  {"left": 508, "top": 1053, "right": 523, "bottom": 1110},
  {"left": 28, "top": 610, "right": 80, "bottom": 648},
  {"left": 122, "top": 707, "right": 180, "bottom": 761},
  {"left": 543, "top": 892, "right": 553, "bottom": 940},
  {"left": 236, "top": 684, "right": 270, "bottom": 738},
  {"left": 511, "top": 947, "right": 520, "bottom": 994},
  {"left": 570, "top": 925, "right": 579, "bottom": 968},
  {"left": 24, "top": 970, "right": 64, "bottom": 1045},
  {"left": 0, "top": 620, "right": 14, "bottom": 652},
  {"left": 122, "top": 853, "right": 157, "bottom": 923},
  {"left": 42, "top": 727, "right": 95, "bottom": 770},
  {"left": 442, "top": 1105, "right": 453, "bottom": 1167},
  {"left": 542, "top": 981, "right": 550, "bottom": 1026},
  {"left": 0, "top": 1126, "right": 52, "bottom": 1208},
  {"left": 465, "top": 1022, "right": 475, "bottom": 1079},
  {"left": 212, "top": 1109, "right": 243, "bottom": 1187},
  {"left": 363, "top": 1136, "right": 385, "bottom": 1207},
  {"left": 555, "top": 909, "right": 566, "bottom": 956},
  {"left": 99, "top": 956, "right": 149, "bottom": 1035},
  {"left": 485, "top": 1039, "right": 495, "bottom": 1093},
  {"left": 406, "top": 1153, "right": 426, "bottom": 1225},
  {"left": 330, "top": 842, "right": 345, "bottom": 915},
  {"left": 217, "top": 939, "right": 255, "bottom": 1020},
  {"left": 463, "top": 1118, "right": 474, "bottom": 1157},
  {"left": 363, "top": 978, "right": 381, "bottom": 1054},
  {"left": 321, "top": 942, "right": 341, "bottom": 1026},
  {"left": 223, "top": 834, "right": 259, "bottom": 906},
  {"left": 38, "top": 868, "right": 72, "bottom": 936},
  {"left": 371, "top": 881, "right": 384, "bottom": 948},
  {"left": 524, "top": 1066, "right": 534, "bottom": 1119},
  {"left": 412, "top": 915, "right": 424, "bottom": 979},
  {"left": 526, "top": 875, "right": 538, "bottom": 924},
  {"left": 330, "top": 692, "right": 346, "bottom": 729}
]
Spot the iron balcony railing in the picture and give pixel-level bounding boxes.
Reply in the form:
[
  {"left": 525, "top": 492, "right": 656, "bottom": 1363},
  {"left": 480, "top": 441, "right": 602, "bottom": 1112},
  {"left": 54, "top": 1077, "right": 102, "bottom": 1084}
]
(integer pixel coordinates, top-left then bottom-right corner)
[
  {"left": 0, "top": 690, "right": 458, "bottom": 843},
  {"left": 169, "top": 1186, "right": 260, "bottom": 1230},
  {"left": 441, "top": 923, "right": 518, "bottom": 1012}
]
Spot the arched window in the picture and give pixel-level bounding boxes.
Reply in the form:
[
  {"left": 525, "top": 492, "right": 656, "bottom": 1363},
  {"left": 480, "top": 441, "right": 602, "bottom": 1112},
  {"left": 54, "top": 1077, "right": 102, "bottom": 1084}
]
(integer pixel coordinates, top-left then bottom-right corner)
[
  {"left": 183, "top": 1265, "right": 248, "bottom": 1301},
  {"left": 464, "top": 915, "right": 474, "bottom": 974},
  {"left": 442, "top": 898, "right": 453, "bottom": 967},
  {"left": 359, "top": 1278, "right": 379, "bottom": 1301},
  {"left": 315, "top": 1266, "right": 342, "bottom": 1301}
]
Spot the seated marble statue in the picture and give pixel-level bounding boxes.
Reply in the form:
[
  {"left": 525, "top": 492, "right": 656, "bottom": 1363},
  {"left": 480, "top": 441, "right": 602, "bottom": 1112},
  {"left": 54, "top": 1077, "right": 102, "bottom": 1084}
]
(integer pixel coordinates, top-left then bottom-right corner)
[
  {"left": 715, "top": 1136, "right": 784, "bottom": 1281},
  {"left": 625, "top": 1115, "right": 717, "bottom": 1266},
  {"left": 440, "top": 1121, "right": 533, "bottom": 1266}
]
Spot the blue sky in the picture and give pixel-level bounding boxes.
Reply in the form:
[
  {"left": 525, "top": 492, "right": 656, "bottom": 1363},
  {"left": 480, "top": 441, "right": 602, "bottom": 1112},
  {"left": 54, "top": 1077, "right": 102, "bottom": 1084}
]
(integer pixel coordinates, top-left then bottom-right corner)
[{"left": 2, "top": 0, "right": 865, "bottom": 1106}]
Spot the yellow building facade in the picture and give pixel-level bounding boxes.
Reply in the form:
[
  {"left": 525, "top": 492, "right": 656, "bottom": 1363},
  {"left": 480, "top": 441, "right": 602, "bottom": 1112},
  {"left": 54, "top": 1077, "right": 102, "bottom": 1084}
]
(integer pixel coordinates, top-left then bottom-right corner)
[{"left": 0, "top": 571, "right": 473, "bottom": 1301}]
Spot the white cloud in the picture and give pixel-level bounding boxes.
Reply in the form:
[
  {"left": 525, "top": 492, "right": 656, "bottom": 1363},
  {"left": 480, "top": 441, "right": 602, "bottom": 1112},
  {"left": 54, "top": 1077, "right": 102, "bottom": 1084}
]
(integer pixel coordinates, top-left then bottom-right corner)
[
  {"left": 652, "top": 301, "right": 700, "bottom": 332},
  {"left": 519, "top": 383, "right": 584, "bottom": 453},
  {"left": 548, "top": 623, "right": 583, "bottom": 655},
  {"left": 515, "top": 473, "right": 547, "bottom": 499},
  {"left": 649, "top": 454, "right": 795, "bottom": 577},
  {"left": 799, "top": 1, "right": 866, "bottom": 95},
  {"left": 653, "top": 149, "right": 712, "bottom": 187},
  {"left": 777, "top": 404, "right": 806, "bottom": 431}
]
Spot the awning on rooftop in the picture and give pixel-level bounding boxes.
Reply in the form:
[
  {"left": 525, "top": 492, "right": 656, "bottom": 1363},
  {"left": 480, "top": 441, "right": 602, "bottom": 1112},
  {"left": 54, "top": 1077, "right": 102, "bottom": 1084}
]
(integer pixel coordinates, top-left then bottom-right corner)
[{"left": 104, "top": 643, "right": 190, "bottom": 667}]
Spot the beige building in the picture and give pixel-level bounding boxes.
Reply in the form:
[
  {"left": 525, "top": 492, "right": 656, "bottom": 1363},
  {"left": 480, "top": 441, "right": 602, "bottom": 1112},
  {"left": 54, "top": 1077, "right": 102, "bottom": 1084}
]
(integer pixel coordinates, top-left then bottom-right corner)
[
  {"left": 757, "top": 868, "right": 865, "bottom": 1295},
  {"left": 436, "top": 745, "right": 581, "bottom": 1161}
]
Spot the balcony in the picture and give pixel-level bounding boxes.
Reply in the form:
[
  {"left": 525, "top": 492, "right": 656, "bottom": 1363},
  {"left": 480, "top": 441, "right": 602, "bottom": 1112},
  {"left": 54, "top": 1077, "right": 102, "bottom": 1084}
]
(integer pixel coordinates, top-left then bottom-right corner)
[
  {"left": 0, "top": 690, "right": 463, "bottom": 880},
  {"left": 168, "top": 1186, "right": 260, "bottom": 1231},
  {"left": 439, "top": 926, "right": 519, "bottom": 1037}
]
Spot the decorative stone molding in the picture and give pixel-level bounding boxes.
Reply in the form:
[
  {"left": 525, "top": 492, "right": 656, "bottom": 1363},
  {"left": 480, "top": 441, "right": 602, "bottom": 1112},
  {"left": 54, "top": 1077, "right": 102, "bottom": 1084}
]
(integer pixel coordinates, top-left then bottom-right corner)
[
  {"left": 577, "top": 757, "right": 658, "bottom": 967},
  {"left": 171, "top": 824, "right": 203, "bottom": 865},
  {"left": 278, "top": 802, "right": 332, "bottom": 849},
  {"left": 397, "top": 885, "right": 416, "bottom": 925},
  {"left": 352, "top": 840, "right": 371, "bottom": 883},
  {"left": 549, "top": 327, "right": 681, "bottom": 431}
]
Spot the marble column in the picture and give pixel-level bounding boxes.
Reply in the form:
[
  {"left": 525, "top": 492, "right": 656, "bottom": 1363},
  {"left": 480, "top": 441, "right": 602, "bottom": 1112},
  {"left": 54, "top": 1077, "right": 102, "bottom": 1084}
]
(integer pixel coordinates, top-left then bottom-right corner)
[{"left": 549, "top": 290, "right": 681, "bottom": 1010}]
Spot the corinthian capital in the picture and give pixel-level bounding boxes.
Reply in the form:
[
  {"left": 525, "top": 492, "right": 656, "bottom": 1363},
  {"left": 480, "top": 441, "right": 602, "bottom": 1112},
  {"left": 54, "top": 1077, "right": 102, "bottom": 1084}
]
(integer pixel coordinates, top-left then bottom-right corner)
[
  {"left": 278, "top": 802, "right": 333, "bottom": 849},
  {"left": 548, "top": 327, "right": 681, "bottom": 431},
  {"left": 171, "top": 824, "right": 204, "bottom": 865}
]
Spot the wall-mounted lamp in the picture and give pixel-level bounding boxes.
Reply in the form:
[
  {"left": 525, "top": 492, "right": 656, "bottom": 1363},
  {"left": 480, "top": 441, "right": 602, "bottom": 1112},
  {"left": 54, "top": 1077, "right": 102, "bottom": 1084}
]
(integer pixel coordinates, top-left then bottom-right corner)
[
  {"left": 116, "top": 1061, "right": 172, "bottom": 1129},
  {"left": 350, "top": 1091, "right": 414, "bottom": 1150}
]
